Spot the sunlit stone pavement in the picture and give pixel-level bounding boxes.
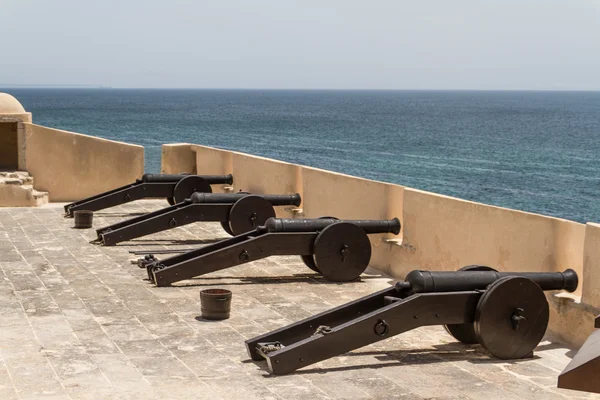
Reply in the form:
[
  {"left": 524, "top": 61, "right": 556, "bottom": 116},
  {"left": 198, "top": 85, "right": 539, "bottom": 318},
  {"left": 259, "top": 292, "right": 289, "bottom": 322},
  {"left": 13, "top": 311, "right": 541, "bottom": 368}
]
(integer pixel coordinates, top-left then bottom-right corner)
[{"left": 0, "top": 200, "right": 597, "bottom": 399}]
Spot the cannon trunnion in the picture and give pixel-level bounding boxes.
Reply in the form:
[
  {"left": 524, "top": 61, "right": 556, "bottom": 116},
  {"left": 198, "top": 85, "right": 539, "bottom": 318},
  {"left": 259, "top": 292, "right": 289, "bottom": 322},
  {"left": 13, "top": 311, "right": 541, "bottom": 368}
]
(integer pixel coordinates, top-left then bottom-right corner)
[
  {"left": 94, "top": 193, "right": 302, "bottom": 245},
  {"left": 64, "top": 173, "right": 234, "bottom": 216},
  {"left": 245, "top": 268, "right": 578, "bottom": 375},
  {"left": 142, "top": 217, "right": 401, "bottom": 286}
]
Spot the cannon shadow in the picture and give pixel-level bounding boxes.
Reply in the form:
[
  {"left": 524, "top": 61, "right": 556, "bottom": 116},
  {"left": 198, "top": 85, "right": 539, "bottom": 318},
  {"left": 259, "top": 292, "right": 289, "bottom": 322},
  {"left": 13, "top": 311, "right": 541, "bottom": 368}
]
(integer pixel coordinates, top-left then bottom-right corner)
[
  {"left": 93, "top": 212, "right": 149, "bottom": 218},
  {"left": 162, "top": 273, "right": 384, "bottom": 287},
  {"left": 251, "top": 340, "right": 568, "bottom": 376},
  {"left": 114, "top": 238, "right": 227, "bottom": 246}
]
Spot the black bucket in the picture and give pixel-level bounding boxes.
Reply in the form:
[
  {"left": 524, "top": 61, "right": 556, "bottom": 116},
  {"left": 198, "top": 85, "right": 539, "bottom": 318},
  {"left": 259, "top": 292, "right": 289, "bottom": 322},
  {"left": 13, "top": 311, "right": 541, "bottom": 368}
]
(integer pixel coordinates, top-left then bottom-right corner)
[
  {"left": 200, "top": 288, "right": 232, "bottom": 320},
  {"left": 73, "top": 210, "right": 94, "bottom": 229}
]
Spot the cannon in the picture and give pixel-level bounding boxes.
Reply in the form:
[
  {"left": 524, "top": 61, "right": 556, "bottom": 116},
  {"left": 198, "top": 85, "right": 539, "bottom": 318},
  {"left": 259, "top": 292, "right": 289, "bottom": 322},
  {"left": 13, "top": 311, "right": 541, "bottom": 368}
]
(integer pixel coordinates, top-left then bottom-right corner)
[
  {"left": 64, "top": 173, "right": 234, "bottom": 217},
  {"left": 143, "top": 217, "right": 401, "bottom": 286},
  {"left": 94, "top": 193, "right": 302, "bottom": 246},
  {"left": 244, "top": 266, "right": 578, "bottom": 375}
]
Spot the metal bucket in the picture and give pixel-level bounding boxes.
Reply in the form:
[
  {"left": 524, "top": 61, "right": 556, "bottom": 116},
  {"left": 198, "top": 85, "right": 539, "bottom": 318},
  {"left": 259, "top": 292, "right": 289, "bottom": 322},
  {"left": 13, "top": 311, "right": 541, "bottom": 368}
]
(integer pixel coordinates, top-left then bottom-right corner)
[
  {"left": 200, "top": 288, "right": 232, "bottom": 320},
  {"left": 73, "top": 210, "right": 94, "bottom": 229}
]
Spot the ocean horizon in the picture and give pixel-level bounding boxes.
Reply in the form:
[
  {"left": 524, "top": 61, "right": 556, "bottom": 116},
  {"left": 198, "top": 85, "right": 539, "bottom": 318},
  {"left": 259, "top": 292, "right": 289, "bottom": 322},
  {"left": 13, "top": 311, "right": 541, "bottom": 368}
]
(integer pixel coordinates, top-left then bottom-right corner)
[{"left": 4, "top": 88, "right": 599, "bottom": 224}]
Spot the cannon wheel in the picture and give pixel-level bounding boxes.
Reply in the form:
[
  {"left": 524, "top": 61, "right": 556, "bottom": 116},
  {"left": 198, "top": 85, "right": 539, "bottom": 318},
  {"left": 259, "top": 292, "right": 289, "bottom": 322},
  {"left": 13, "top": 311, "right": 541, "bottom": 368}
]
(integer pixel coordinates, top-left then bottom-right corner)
[
  {"left": 444, "top": 265, "right": 497, "bottom": 344},
  {"left": 219, "top": 192, "right": 253, "bottom": 236},
  {"left": 301, "top": 216, "right": 339, "bottom": 273},
  {"left": 228, "top": 195, "right": 276, "bottom": 236},
  {"left": 313, "top": 222, "right": 371, "bottom": 282},
  {"left": 167, "top": 173, "right": 194, "bottom": 205},
  {"left": 220, "top": 221, "right": 234, "bottom": 236},
  {"left": 173, "top": 176, "right": 212, "bottom": 204},
  {"left": 474, "top": 276, "right": 549, "bottom": 359}
]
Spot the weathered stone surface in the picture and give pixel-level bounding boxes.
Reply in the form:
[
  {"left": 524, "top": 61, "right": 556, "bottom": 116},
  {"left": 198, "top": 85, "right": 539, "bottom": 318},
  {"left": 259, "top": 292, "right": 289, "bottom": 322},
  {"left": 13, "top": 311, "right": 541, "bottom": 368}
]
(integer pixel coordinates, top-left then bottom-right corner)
[
  {"left": 0, "top": 171, "right": 48, "bottom": 207},
  {"left": 0, "top": 200, "right": 597, "bottom": 399}
]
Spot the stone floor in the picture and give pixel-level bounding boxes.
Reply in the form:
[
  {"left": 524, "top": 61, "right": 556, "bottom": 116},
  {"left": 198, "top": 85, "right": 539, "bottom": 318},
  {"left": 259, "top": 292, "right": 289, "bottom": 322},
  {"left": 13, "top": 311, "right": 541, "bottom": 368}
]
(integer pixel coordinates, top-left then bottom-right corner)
[{"left": 0, "top": 200, "right": 597, "bottom": 400}]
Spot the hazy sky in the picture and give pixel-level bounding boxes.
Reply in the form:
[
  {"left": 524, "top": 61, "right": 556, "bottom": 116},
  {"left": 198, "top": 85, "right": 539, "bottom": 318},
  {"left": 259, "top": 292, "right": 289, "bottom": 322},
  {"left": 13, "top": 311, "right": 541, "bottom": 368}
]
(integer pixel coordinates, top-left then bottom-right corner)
[{"left": 1, "top": 0, "right": 599, "bottom": 90}]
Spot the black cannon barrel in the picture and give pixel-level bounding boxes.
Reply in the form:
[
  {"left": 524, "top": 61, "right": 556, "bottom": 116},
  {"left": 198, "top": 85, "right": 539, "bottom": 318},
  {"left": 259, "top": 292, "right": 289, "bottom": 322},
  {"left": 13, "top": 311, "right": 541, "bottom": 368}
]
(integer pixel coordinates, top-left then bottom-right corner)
[
  {"left": 264, "top": 217, "right": 401, "bottom": 235},
  {"left": 200, "top": 174, "right": 234, "bottom": 185},
  {"left": 141, "top": 174, "right": 189, "bottom": 182},
  {"left": 261, "top": 193, "right": 302, "bottom": 206},
  {"left": 400, "top": 269, "right": 578, "bottom": 294},
  {"left": 190, "top": 192, "right": 249, "bottom": 203},
  {"left": 141, "top": 173, "right": 233, "bottom": 184},
  {"left": 189, "top": 192, "right": 301, "bottom": 206}
]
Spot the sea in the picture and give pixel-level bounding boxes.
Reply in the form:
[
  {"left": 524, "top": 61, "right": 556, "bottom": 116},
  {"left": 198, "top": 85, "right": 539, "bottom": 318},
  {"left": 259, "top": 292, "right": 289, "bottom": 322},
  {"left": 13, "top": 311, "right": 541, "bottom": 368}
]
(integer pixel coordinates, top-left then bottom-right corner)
[{"left": 4, "top": 88, "right": 599, "bottom": 224}]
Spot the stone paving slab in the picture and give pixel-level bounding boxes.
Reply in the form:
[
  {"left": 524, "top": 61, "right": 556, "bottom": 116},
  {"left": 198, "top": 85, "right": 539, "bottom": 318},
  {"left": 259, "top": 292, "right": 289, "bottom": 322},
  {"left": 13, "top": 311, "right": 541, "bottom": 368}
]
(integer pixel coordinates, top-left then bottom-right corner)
[{"left": 0, "top": 200, "right": 597, "bottom": 399}]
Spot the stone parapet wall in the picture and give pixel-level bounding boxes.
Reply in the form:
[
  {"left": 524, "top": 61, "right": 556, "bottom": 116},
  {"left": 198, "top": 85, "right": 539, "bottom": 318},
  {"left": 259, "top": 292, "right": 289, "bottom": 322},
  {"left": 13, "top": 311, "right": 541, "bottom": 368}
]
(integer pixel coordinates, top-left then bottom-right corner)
[
  {"left": 583, "top": 223, "right": 600, "bottom": 306},
  {"left": 160, "top": 144, "right": 197, "bottom": 175},
  {"left": 163, "top": 143, "right": 599, "bottom": 348},
  {"left": 0, "top": 171, "right": 48, "bottom": 207},
  {"left": 23, "top": 123, "right": 144, "bottom": 201}
]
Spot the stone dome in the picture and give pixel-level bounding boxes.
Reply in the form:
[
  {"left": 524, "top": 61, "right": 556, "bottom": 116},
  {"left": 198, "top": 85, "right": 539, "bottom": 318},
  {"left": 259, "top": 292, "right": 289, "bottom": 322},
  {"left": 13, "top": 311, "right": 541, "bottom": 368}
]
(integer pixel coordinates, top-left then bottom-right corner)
[{"left": 0, "top": 93, "right": 26, "bottom": 114}]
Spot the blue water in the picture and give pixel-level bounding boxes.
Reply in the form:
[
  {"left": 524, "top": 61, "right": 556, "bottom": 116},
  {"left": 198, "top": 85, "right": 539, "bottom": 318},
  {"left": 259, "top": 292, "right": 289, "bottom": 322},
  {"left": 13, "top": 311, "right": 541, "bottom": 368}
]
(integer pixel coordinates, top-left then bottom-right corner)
[{"left": 4, "top": 88, "right": 599, "bottom": 224}]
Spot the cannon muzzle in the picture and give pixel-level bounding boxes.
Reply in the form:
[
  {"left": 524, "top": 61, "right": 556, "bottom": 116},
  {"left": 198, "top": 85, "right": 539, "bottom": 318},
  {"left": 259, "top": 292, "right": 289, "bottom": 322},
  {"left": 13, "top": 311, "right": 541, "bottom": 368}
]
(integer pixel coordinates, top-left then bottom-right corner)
[
  {"left": 399, "top": 269, "right": 578, "bottom": 294},
  {"left": 264, "top": 217, "right": 401, "bottom": 235}
]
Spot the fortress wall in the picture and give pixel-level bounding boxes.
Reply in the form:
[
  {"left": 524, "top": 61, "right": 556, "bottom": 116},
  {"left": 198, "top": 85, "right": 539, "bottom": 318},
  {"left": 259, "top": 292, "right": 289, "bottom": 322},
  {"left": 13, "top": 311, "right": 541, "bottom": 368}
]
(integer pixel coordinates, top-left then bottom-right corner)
[
  {"left": 189, "top": 144, "right": 230, "bottom": 176},
  {"left": 161, "top": 144, "right": 196, "bottom": 175},
  {"left": 230, "top": 153, "right": 299, "bottom": 218},
  {"left": 163, "top": 143, "right": 598, "bottom": 346},
  {"left": 583, "top": 223, "right": 600, "bottom": 306},
  {"left": 24, "top": 123, "right": 144, "bottom": 201},
  {"left": 187, "top": 145, "right": 233, "bottom": 194},
  {"left": 399, "top": 188, "right": 586, "bottom": 287},
  {"left": 548, "top": 222, "right": 600, "bottom": 345}
]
